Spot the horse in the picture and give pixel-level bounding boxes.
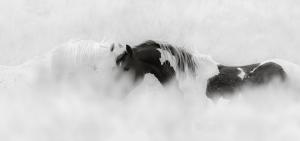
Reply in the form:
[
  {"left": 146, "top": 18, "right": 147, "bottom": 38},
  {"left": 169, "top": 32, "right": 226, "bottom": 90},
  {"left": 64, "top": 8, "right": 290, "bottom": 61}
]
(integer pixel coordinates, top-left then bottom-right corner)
[
  {"left": 113, "top": 40, "right": 219, "bottom": 96},
  {"left": 0, "top": 39, "right": 120, "bottom": 95},
  {"left": 206, "top": 61, "right": 287, "bottom": 100},
  {"left": 207, "top": 58, "right": 300, "bottom": 100},
  {"left": 49, "top": 39, "right": 116, "bottom": 80}
]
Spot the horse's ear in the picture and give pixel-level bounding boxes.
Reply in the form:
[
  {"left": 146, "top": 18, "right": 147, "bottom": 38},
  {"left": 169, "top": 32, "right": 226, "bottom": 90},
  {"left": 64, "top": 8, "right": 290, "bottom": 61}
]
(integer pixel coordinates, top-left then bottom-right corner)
[
  {"left": 110, "top": 43, "right": 115, "bottom": 52},
  {"left": 217, "top": 65, "right": 224, "bottom": 71},
  {"left": 126, "top": 45, "right": 133, "bottom": 56}
]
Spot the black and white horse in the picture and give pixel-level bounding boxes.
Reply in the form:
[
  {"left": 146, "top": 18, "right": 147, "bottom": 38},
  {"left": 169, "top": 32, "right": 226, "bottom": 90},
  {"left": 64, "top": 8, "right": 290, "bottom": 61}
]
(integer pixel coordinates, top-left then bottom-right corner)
[
  {"left": 114, "top": 40, "right": 300, "bottom": 100},
  {"left": 207, "top": 59, "right": 300, "bottom": 100},
  {"left": 115, "top": 41, "right": 197, "bottom": 84},
  {"left": 206, "top": 61, "right": 286, "bottom": 100},
  {"left": 113, "top": 40, "right": 218, "bottom": 96}
]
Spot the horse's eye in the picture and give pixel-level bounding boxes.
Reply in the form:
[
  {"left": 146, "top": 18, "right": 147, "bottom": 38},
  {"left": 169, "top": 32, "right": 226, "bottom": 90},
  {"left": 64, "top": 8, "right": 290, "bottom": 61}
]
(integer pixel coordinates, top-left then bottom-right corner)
[{"left": 124, "top": 67, "right": 130, "bottom": 71}]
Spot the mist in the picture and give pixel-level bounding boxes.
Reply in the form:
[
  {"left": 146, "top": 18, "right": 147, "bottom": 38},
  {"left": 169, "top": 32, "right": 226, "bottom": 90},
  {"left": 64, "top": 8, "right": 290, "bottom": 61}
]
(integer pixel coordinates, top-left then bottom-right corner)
[{"left": 1, "top": 0, "right": 300, "bottom": 141}]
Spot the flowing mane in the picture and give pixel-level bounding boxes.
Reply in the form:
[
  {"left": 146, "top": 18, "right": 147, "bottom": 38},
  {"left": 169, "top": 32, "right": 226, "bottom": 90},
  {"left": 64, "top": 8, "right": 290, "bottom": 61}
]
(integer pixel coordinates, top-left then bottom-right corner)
[
  {"left": 140, "top": 40, "right": 218, "bottom": 77},
  {"left": 142, "top": 40, "right": 197, "bottom": 74}
]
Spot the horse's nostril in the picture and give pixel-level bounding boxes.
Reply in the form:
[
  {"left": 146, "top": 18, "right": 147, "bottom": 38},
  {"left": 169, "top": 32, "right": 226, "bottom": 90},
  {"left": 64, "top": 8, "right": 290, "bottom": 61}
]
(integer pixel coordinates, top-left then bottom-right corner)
[{"left": 124, "top": 67, "right": 129, "bottom": 71}]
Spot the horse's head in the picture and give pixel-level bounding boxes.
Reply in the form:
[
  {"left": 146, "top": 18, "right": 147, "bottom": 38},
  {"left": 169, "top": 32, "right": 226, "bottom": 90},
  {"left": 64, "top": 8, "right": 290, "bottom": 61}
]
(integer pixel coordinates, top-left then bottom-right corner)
[{"left": 115, "top": 45, "right": 148, "bottom": 82}]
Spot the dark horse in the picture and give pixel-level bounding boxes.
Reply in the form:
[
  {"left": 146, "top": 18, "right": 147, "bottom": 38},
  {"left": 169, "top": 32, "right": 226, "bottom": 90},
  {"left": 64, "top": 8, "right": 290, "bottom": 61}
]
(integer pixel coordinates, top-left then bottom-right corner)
[
  {"left": 114, "top": 40, "right": 197, "bottom": 86},
  {"left": 206, "top": 62, "right": 287, "bottom": 100}
]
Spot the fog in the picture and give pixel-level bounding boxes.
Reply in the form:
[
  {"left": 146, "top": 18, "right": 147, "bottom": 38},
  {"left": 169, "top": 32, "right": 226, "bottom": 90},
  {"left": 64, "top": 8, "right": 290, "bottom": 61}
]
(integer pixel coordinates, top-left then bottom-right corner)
[{"left": 1, "top": 0, "right": 300, "bottom": 141}]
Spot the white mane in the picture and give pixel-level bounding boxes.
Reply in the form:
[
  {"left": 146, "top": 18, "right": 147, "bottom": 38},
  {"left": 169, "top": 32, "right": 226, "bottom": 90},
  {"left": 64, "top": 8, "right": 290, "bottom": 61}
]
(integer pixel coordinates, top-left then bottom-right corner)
[
  {"left": 155, "top": 41, "right": 219, "bottom": 79},
  {"left": 158, "top": 42, "right": 195, "bottom": 71}
]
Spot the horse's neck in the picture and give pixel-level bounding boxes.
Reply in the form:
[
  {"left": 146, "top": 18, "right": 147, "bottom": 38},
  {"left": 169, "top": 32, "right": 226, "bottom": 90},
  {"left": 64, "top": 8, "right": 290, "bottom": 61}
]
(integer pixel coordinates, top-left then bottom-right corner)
[{"left": 194, "top": 54, "right": 219, "bottom": 79}]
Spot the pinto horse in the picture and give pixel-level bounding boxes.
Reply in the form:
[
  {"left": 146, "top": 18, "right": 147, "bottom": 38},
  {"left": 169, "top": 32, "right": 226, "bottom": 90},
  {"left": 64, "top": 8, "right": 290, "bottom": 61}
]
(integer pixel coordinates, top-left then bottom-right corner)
[
  {"left": 113, "top": 40, "right": 219, "bottom": 95},
  {"left": 115, "top": 41, "right": 195, "bottom": 84},
  {"left": 206, "top": 61, "right": 287, "bottom": 100}
]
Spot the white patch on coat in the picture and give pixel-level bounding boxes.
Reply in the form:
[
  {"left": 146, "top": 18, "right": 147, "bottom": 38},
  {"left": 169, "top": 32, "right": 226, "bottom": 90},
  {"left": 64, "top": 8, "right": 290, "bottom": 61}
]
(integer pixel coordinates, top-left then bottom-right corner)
[
  {"left": 156, "top": 48, "right": 176, "bottom": 69},
  {"left": 237, "top": 68, "right": 246, "bottom": 80}
]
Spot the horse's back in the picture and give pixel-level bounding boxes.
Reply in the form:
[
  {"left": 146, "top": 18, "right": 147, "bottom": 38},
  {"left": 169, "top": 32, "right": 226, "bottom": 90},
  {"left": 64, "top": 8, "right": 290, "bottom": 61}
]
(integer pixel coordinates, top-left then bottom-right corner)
[
  {"left": 246, "top": 62, "right": 286, "bottom": 84},
  {"left": 206, "top": 60, "right": 289, "bottom": 100}
]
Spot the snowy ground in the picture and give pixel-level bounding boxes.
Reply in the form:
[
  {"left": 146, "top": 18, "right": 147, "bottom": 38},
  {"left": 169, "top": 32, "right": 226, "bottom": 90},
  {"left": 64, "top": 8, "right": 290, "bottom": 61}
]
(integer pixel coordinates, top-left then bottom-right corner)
[{"left": 1, "top": 0, "right": 300, "bottom": 141}]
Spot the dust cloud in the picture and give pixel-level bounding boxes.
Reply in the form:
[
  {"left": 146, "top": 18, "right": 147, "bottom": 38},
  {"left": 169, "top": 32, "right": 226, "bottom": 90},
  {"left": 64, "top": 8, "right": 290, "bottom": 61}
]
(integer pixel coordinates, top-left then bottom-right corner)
[{"left": 1, "top": 0, "right": 300, "bottom": 141}]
